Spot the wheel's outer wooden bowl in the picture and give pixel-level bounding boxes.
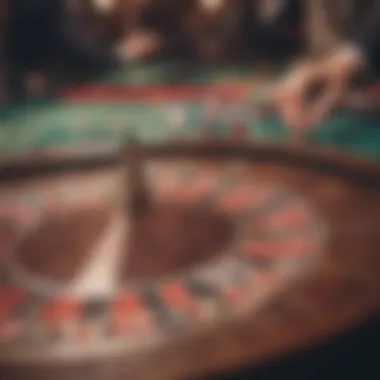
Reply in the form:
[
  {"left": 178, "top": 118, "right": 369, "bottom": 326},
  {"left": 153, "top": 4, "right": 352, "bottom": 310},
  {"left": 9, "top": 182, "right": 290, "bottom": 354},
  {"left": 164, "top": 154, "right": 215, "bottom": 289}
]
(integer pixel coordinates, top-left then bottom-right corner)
[{"left": 0, "top": 142, "right": 379, "bottom": 380}]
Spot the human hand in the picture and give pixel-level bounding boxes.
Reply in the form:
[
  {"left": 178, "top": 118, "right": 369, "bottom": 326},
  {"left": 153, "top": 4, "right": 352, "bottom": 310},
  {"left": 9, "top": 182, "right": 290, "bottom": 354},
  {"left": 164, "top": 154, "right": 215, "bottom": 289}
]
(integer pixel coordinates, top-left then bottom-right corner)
[
  {"left": 273, "top": 48, "right": 363, "bottom": 132},
  {"left": 120, "top": 31, "right": 162, "bottom": 62}
]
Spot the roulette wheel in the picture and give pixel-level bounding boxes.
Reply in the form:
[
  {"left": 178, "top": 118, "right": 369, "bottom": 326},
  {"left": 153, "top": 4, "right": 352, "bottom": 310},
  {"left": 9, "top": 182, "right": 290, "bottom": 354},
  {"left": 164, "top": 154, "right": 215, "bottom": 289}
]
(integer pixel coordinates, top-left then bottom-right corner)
[{"left": 0, "top": 138, "right": 379, "bottom": 380}]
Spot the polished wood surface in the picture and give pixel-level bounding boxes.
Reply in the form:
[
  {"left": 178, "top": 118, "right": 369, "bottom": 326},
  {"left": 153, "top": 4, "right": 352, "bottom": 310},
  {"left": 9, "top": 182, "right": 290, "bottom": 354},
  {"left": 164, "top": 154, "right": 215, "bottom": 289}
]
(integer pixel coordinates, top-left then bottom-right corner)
[
  {"left": 0, "top": 142, "right": 379, "bottom": 380},
  {"left": 16, "top": 208, "right": 111, "bottom": 283},
  {"left": 125, "top": 203, "right": 233, "bottom": 280}
]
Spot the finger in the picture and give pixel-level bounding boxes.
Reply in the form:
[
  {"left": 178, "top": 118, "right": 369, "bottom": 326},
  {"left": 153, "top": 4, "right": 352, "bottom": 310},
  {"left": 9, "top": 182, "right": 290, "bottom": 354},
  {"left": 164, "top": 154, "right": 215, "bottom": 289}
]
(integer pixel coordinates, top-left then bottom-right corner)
[
  {"left": 269, "top": 83, "right": 284, "bottom": 105},
  {"left": 271, "top": 79, "right": 295, "bottom": 114},
  {"left": 281, "top": 85, "right": 306, "bottom": 129},
  {"left": 272, "top": 68, "right": 312, "bottom": 129},
  {"left": 308, "top": 84, "right": 343, "bottom": 126},
  {"left": 286, "top": 70, "right": 331, "bottom": 130}
]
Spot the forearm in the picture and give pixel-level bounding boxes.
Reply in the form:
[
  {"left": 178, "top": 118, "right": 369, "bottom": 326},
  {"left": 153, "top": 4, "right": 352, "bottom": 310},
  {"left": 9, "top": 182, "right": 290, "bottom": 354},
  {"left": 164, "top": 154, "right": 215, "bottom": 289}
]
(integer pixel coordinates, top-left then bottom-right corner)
[{"left": 348, "top": 1, "right": 380, "bottom": 68}]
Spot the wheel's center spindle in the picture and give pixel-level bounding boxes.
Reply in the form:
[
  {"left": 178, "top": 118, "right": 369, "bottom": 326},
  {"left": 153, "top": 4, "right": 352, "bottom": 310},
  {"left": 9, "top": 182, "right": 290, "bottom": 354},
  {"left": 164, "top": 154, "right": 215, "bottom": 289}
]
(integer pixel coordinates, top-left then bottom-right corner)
[{"left": 123, "top": 139, "right": 150, "bottom": 214}]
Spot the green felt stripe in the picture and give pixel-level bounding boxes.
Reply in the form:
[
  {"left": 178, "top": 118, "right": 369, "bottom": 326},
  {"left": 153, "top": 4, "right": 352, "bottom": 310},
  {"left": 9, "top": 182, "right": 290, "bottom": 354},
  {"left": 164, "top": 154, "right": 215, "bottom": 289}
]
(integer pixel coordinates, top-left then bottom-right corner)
[{"left": 0, "top": 92, "right": 380, "bottom": 159}]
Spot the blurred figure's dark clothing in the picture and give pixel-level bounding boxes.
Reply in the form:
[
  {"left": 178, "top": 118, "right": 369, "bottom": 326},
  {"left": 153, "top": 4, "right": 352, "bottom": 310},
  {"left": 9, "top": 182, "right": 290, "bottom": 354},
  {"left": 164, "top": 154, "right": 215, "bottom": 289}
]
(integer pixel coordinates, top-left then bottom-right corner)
[
  {"left": 351, "top": 0, "right": 380, "bottom": 70},
  {"left": 4, "top": 0, "right": 122, "bottom": 100},
  {"left": 240, "top": 0, "right": 380, "bottom": 67},
  {"left": 141, "top": 0, "right": 196, "bottom": 59},
  {"left": 142, "top": 0, "right": 247, "bottom": 62},
  {"left": 6, "top": 0, "right": 62, "bottom": 68},
  {"left": 241, "top": 0, "right": 301, "bottom": 61}
]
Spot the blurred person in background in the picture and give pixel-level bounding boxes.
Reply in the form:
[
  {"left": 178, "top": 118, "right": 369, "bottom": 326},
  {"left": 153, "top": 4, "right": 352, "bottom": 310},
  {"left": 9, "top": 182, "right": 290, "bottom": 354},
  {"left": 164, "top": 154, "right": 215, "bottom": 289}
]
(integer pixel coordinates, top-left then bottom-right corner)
[
  {"left": 140, "top": 0, "right": 246, "bottom": 62},
  {"left": 3, "top": 0, "right": 160, "bottom": 101},
  {"left": 179, "top": 0, "right": 245, "bottom": 62}
]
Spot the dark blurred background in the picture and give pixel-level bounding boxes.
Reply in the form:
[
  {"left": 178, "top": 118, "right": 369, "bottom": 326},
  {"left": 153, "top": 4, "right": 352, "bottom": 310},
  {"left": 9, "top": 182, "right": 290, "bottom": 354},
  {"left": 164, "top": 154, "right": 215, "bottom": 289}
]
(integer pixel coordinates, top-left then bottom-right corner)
[{"left": 0, "top": 0, "right": 305, "bottom": 103}]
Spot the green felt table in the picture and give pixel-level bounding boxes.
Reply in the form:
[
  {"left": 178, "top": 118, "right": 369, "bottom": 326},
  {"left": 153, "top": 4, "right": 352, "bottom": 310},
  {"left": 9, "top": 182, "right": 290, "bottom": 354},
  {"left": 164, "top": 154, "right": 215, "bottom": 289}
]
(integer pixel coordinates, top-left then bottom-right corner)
[{"left": 0, "top": 62, "right": 379, "bottom": 160}]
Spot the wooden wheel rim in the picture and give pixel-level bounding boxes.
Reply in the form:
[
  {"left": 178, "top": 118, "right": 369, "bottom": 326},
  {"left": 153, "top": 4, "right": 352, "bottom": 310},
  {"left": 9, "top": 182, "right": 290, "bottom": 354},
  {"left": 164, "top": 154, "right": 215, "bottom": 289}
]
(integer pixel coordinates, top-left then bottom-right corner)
[{"left": 0, "top": 141, "right": 379, "bottom": 380}]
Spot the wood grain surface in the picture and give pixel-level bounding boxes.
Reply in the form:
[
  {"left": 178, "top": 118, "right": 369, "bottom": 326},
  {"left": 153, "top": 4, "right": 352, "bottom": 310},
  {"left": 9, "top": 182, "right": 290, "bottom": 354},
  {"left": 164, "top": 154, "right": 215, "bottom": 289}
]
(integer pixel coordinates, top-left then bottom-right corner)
[
  {"left": 16, "top": 208, "right": 112, "bottom": 283},
  {"left": 0, "top": 142, "right": 379, "bottom": 380},
  {"left": 124, "top": 203, "right": 233, "bottom": 280}
]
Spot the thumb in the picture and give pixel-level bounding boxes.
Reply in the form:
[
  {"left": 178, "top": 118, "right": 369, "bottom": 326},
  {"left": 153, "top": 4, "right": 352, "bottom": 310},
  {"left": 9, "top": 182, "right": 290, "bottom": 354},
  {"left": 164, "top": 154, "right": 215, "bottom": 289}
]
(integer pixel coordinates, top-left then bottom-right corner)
[{"left": 307, "top": 82, "right": 343, "bottom": 126}]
